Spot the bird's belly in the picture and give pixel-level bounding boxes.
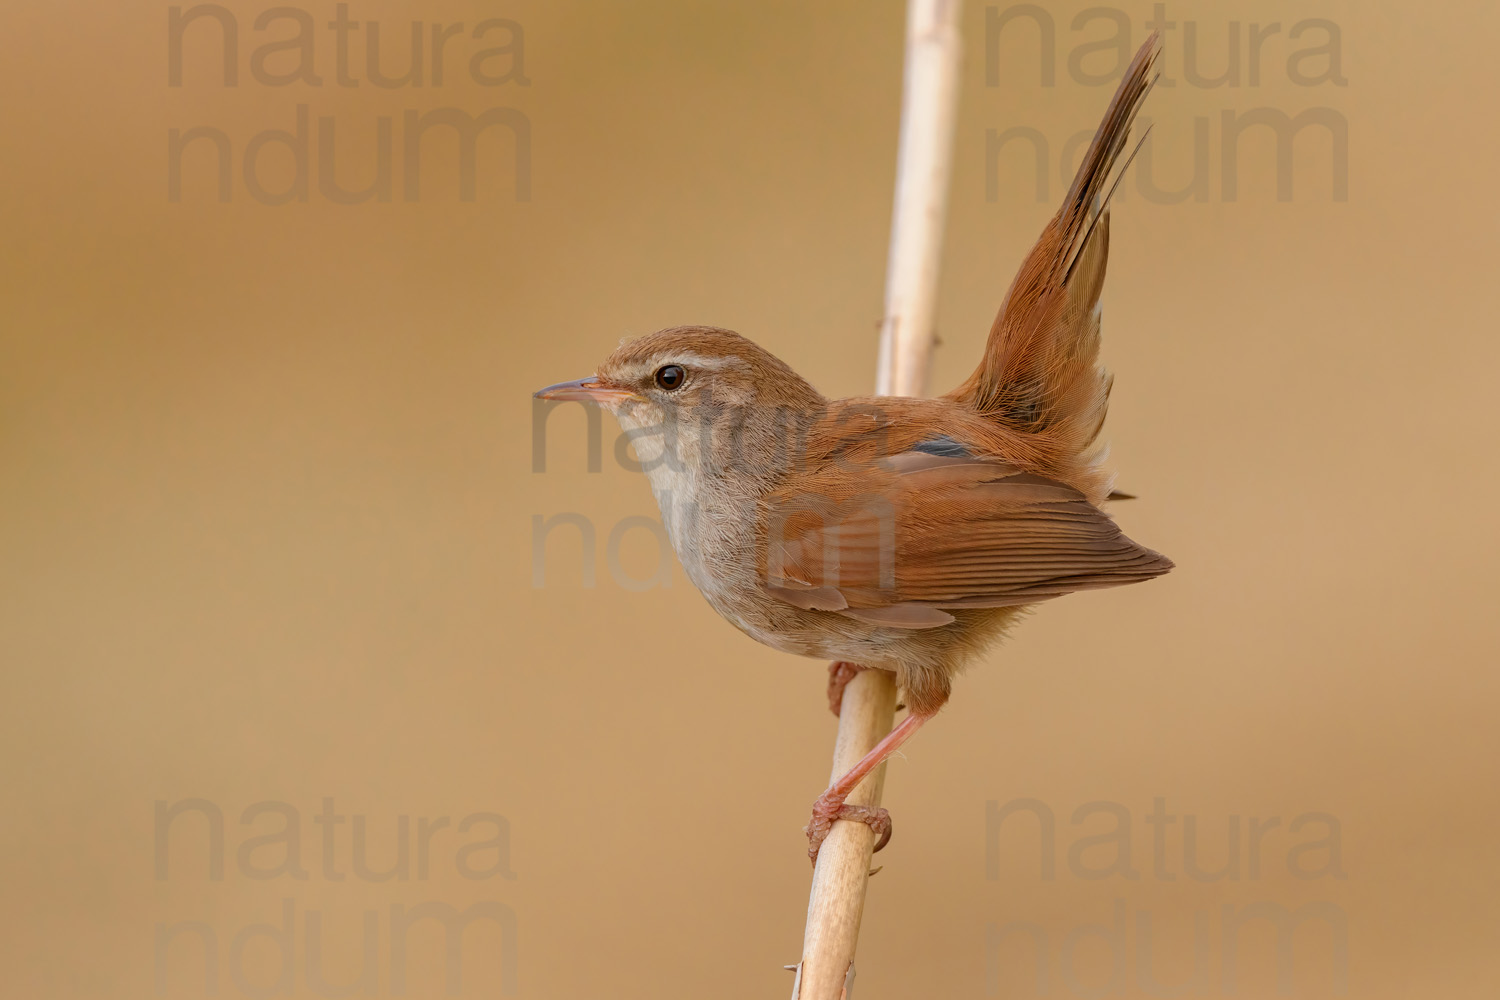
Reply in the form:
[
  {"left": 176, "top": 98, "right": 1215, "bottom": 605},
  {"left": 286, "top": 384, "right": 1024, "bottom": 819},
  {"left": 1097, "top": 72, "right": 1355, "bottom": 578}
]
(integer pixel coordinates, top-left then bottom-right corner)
[
  {"left": 645, "top": 472, "right": 1001, "bottom": 671},
  {"left": 700, "top": 584, "right": 914, "bottom": 666}
]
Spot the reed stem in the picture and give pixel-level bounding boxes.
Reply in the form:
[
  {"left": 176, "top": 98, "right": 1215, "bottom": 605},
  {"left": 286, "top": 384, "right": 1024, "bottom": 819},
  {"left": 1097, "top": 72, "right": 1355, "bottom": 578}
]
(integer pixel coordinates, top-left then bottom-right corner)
[{"left": 791, "top": 2, "right": 963, "bottom": 996}]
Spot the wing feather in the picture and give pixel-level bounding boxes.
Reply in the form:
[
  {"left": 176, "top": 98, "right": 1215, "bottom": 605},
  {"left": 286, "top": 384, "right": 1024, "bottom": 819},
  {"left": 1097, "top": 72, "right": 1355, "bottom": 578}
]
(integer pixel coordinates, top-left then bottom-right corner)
[{"left": 763, "top": 451, "right": 1171, "bottom": 628}]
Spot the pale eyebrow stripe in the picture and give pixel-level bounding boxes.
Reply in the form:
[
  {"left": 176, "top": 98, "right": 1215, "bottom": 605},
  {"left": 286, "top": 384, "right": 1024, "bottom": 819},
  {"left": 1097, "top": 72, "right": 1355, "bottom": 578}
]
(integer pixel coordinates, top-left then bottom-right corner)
[
  {"left": 618, "top": 351, "right": 748, "bottom": 383},
  {"left": 668, "top": 351, "right": 747, "bottom": 371}
]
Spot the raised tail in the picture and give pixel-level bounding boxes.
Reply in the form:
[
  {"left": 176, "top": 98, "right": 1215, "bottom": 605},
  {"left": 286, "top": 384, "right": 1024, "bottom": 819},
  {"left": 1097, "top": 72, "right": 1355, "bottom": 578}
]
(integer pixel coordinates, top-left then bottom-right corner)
[{"left": 947, "top": 33, "right": 1160, "bottom": 486}]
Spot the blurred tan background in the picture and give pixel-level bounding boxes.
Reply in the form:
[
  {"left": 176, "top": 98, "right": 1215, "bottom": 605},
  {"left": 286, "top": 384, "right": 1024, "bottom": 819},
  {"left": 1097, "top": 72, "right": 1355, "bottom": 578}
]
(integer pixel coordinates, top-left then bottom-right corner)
[{"left": 2, "top": 1, "right": 1497, "bottom": 997}]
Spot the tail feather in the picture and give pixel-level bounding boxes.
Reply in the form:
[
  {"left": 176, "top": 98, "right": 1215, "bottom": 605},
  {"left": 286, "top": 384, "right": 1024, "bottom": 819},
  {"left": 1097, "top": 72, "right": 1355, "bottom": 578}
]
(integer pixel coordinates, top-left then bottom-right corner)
[{"left": 947, "top": 33, "right": 1160, "bottom": 487}]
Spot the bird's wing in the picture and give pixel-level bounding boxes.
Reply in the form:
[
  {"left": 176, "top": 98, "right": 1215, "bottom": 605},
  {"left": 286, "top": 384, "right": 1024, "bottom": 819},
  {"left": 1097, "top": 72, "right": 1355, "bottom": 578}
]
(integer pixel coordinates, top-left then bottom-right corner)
[{"left": 762, "top": 450, "right": 1172, "bottom": 629}]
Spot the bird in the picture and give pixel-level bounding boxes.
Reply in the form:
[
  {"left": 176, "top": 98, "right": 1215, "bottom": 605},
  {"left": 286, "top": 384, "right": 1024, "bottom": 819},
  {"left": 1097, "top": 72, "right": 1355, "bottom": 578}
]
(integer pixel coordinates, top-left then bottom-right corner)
[{"left": 535, "top": 34, "right": 1170, "bottom": 862}]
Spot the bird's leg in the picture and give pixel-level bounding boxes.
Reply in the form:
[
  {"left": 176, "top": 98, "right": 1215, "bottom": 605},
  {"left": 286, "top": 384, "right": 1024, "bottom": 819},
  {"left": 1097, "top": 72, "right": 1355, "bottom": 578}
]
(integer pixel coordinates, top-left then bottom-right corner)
[{"left": 805, "top": 710, "right": 933, "bottom": 863}]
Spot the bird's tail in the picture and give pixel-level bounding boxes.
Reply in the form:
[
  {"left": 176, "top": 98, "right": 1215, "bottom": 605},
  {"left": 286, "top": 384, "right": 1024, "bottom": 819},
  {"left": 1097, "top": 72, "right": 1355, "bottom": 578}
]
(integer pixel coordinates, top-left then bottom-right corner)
[{"left": 947, "top": 33, "right": 1160, "bottom": 486}]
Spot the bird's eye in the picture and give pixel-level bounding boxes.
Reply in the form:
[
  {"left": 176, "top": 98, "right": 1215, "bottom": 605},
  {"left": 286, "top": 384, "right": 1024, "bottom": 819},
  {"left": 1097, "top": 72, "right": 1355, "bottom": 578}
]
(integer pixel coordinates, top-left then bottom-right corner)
[{"left": 654, "top": 365, "right": 686, "bottom": 391}]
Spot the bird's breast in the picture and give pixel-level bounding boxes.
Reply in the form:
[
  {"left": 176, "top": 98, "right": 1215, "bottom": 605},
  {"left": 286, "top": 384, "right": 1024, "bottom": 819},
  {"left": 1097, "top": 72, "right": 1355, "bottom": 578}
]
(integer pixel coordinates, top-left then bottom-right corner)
[{"left": 642, "top": 465, "right": 761, "bottom": 602}]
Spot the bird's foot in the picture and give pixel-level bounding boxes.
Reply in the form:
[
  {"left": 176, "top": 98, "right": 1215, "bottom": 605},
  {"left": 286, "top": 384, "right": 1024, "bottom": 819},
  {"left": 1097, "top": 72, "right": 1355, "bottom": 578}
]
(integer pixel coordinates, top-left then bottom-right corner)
[
  {"left": 800, "top": 711, "right": 934, "bottom": 863},
  {"left": 827, "top": 662, "right": 904, "bottom": 717},
  {"left": 826, "top": 662, "right": 867, "bottom": 716},
  {"left": 805, "top": 788, "right": 892, "bottom": 864}
]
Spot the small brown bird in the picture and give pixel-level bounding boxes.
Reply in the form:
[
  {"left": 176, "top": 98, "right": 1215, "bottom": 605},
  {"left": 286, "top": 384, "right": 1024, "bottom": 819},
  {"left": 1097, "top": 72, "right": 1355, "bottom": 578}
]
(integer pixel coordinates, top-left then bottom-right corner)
[{"left": 537, "top": 36, "right": 1170, "bottom": 860}]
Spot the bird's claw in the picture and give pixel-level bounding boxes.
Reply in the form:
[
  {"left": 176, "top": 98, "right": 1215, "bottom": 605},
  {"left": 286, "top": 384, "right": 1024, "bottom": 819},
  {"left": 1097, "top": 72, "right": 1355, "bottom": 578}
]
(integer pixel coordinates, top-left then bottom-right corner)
[
  {"left": 826, "top": 662, "right": 865, "bottom": 717},
  {"left": 805, "top": 790, "right": 892, "bottom": 863},
  {"left": 827, "top": 661, "right": 904, "bottom": 717}
]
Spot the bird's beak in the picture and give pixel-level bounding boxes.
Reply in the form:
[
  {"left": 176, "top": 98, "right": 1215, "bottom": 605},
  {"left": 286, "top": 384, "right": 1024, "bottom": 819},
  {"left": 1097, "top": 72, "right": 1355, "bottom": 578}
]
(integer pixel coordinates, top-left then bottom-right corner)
[{"left": 532, "top": 376, "right": 636, "bottom": 405}]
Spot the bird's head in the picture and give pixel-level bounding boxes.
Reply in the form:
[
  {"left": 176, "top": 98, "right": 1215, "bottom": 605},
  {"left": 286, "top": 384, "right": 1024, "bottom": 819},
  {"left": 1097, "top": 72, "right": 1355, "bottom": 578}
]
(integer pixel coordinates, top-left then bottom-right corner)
[
  {"left": 536, "top": 325, "right": 820, "bottom": 415},
  {"left": 535, "top": 326, "right": 825, "bottom": 480}
]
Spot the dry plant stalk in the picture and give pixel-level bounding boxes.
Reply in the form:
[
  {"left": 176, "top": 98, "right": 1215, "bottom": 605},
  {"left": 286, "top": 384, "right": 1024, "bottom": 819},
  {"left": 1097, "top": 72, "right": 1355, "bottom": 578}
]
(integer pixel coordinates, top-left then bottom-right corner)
[{"left": 791, "top": 1, "right": 964, "bottom": 997}]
